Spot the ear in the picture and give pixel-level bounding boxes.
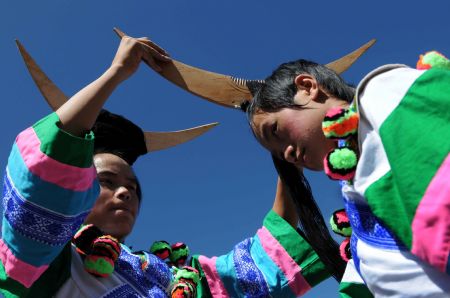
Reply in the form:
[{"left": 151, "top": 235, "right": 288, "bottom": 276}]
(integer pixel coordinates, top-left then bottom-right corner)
[{"left": 294, "top": 74, "right": 319, "bottom": 103}]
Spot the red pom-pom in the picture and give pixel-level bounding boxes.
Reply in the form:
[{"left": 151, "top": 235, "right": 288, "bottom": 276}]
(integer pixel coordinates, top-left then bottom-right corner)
[{"left": 340, "top": 238, "right": 352, "bottom": 262}]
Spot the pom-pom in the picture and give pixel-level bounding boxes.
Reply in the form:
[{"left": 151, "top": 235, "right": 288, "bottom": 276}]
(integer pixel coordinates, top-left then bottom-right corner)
[
  {"left": 83, "top": 235, "right": 121, "bottom": 278},
  {"left": 150, "top": 240, "right": 172, "bottom": 260},
  {"left": 170, "top": 242, "right": 190, "bottom": 268},
  {"left": 417, "top": 51, "right": 450, "bottom": 70},
  {"left": 330, "top": 209, "right": 352, "bottom": 237},
  {"left": 72, "top": 224, "right": 103, "bottom": 256},
  {"left": 324, "top": 147, "right": 358, "bottom": 180},
  {"left": 322, "top": 107, "right": 359, "bottom": 139},
  {"left": 84, "top": 255, "right": 115, "bottom": 277},
  {"left": 171, "top": 266, "right": 200, "bottom": 298},
  {"left": 340, "top": 238, "right": 352, "bottom": 262}
]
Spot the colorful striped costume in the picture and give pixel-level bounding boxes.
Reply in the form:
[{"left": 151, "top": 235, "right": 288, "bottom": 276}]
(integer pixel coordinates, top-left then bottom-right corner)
[
  {"left": 0, "top": 112, "right": 329, "bottom": 297},
  {"left": 344, "top": 64, "right": 450, "bottom": 297}
]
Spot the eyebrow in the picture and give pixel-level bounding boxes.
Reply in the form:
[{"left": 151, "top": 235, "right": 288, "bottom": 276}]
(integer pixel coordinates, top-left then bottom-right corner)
[{"left": 97, "top": 170, "right": 138, "bottom": 185}]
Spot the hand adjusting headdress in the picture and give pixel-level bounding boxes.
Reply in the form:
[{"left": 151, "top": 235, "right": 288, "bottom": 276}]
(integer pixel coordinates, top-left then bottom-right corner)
[
  {"left": 15, "top": 40, "right": 218, "bottom": 165},
  {"left": 113, "top": 28, "right": 375, "bottom": 109}
]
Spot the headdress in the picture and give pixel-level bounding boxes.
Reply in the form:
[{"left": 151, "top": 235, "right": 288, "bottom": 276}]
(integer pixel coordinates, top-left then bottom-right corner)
[
  {"left": 16, "top": 40, "right": 218, "bottom": 165},
  {"left": 114, "top": 28, "right": 375, "bottom": 109}
]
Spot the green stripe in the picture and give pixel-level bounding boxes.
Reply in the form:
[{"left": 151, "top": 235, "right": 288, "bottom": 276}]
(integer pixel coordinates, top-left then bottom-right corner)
[
  {"left": 0, "top": 243, "right": 72, "bottom": 298},
  {"left": 32, "top": 113, "right": 95, "bottom": 168},
  {"left": 339, "top": 282, "right": 373, "bottom": 298},
  {"left": 263, "top": 210, "right": 329, "bottom": 286},
  {"left": 190, "top": 255, "right": 213, "bottom": 298},
  {"left": 365, "top": 68, "right": 450, "bottom": 248}
]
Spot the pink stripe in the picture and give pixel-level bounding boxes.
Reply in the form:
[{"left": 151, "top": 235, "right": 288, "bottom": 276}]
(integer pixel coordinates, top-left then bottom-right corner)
[
  {"left": 198, "top": 256, "right": 229, "bottom": 297},
  {"left": 412, "top": 154, "right": 450, "bottom": 272},
  {"left": 16, "top": 127, "right": 96, "bottom": 191},
  {"left": 257, "top": 227, "right": 311, "bottom": 296},
  {"left": 0, "top": 239, "right": 48, "bottom": 288}
]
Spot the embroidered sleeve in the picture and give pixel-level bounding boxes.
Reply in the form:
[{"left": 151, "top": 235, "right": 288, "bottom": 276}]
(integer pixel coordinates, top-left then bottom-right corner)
[
  {"left": 0, "top": 112, "right": 99, "bottom": 294},
  {"left": 191, "top": 210, "right": 330, "bottom": 297}
]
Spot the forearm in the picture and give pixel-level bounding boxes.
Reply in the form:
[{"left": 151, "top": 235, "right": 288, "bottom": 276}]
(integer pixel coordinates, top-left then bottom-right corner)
[
  {"left": 56, "top": 65, "right": 124, "bottom": 136},
  {"left": 272, "top": 177, "right": 299, "bottom": 229}
]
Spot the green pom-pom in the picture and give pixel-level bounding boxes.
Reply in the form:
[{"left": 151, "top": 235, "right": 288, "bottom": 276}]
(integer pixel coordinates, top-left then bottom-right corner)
[
  {"left": 173, "top": 267, "right": 200, "bottom": 286},
  {"left": 84, "top": 255, "right": 114, "bottom": 277},
  {"left": 170, "top": 243, "right": 190, "bottom": 266},
  {"left": 329, "top": 148, "right": 357, "bottom": 170},
  {"left": 421, "top": 51, "right": 450, "bottom": 69}
]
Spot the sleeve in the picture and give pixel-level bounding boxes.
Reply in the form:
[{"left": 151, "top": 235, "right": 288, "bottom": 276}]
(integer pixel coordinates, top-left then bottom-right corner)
[
  {"left": 190, "top": 210, "right": 330, "bottom": 297},
  {"left": 0, "top": 113, "right": 100, "bottom": 293},
  {"left": 356, "top": 65, "right": 450, "bottom": 274},
  {"left": 338, "top": 260, "right": 373, "bottom": 298}
]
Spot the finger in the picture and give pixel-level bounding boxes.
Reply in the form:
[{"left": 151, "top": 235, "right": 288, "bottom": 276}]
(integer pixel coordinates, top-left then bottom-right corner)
[
  {"left": 139, "top": 41, "right": 171, "bottom": 62},
  {"left": 137, "top": 38, "right": 170, "bottom": 58},
  {"left": 113, "top": 27, "right": 126, "bottom": 39},
  {"left": 141, "top": 50, "right": 162, "bottom": 72}
]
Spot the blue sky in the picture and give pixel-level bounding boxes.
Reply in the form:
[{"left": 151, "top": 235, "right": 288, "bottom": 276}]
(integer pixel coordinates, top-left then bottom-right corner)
[{"left": 1, "top": 0, "right": 449, "bottom": 296}]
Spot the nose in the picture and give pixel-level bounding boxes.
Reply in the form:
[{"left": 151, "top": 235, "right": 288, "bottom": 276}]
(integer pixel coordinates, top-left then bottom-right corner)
[
  {"left": 115, "top": 186, "right": 131, "bottom": 201},
  {"left": 283, "top": 145, "right": 298, "bottom": 164}
]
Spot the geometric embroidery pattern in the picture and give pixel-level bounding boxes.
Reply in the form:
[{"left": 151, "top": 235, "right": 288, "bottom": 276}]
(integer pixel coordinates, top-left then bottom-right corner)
[
  {"left": 115, "top": 248, "right": 171, "bottom": 297},
  {"left": 3, "top": 174, "right": 89, "bottom": 246},
  {"left": 101, "top": 284, "right": 140, "bottom": 298},
  {"left": 345, "top": 198, "right": 406, "bottom": 250},
  {"left": 233, "top": 238, "right": 270, "bottom": 297}
]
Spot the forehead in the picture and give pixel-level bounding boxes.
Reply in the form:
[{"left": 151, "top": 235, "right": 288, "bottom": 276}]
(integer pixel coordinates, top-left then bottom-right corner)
[{"left": 93, "top": 153, "right": 136, "bottom": 180}]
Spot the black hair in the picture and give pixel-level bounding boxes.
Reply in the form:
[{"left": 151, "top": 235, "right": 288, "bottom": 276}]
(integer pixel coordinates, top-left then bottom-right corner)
[
  {"left": 247, "top": 59, "right": 354, "bottom": 115},
  {"left": 272, "top": 156, "right": 345, "bottom": 280},
  {"left": 243, "top": 60, "right": 353, "bottom": 281}
]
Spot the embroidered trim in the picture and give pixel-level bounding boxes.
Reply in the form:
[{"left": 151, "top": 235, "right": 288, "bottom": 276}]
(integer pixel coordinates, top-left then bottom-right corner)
[
  {"left": 233, "top": 238, "right": 270, "bottom": 297},
  {"left": 3, "top": 173, "right": 89, "bottom": 246},
  {"left": 344, "top": 198, "right": 405, "bottom": 250},
  {"left": 101, "top": 284, "right": 141, "bottom": 298}
]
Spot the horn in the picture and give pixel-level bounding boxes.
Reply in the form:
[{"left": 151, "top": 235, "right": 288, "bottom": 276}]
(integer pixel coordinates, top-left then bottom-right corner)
[
  {"left": 16, "top": 39, "right": 218, "bottom": 152},
  {"left": 325, "top": 39, "right": 376, "bottom": 74},
  {"left": 114, "top": 28, "right": 375, "bottom": 109},
  {"left": 145, "top": 122, "right": 218, "bottom": 152},
  {"left": 16, "top": 39, "right": 68, "bottom": 110}
]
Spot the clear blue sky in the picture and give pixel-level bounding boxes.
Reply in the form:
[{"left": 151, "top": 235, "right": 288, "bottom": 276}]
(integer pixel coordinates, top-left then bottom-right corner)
[{"left": 1, "top": 1, "right": 449, "bottom": 296}]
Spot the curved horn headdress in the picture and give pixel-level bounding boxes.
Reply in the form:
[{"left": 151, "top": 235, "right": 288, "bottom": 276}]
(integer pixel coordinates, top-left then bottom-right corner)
[
  {"left": 15, "top": 40, "right": 218, "bottom": 153},
  {"left": 114, "top": 28, "right": 375, "bottom": 109}
]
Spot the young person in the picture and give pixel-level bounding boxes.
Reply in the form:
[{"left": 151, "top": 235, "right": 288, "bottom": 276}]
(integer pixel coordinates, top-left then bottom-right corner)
[
  {"left": 0, "top": 35, "right": 329, "bottom": 297},
  {"left": 247, "top": 53, "right": 450, "bottom": 297}
]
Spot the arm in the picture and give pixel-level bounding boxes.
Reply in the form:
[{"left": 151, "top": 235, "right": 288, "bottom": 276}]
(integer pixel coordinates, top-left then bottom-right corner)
[
  {"left": 190, "top": 179, "right": 330, "bottom": 297},
  {"left": 272, "top": 177, "right": 298, "bottom": 229},
  {"left": 0, "top": 36, "right": 169, "bottom": 295},
  {"left": 56, "top": 36, "right": 169, "bottom": 136}
]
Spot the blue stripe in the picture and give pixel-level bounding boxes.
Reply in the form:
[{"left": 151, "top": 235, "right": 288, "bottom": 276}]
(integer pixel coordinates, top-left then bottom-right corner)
[
  {"left": 3, "top": 173, "right": 89, "bottom": 247},
  {"left": 216, "top": 249, "right": 240, "bottom": 297},
  {"left": 232, "top": 238, "right": 270, "bottom": 297},
  {"left": 344, "top": 195, "right": 406, "bottom": 250},
  {"left": 7, "top": 143, "right": 99, "bottom": 216},
  {"left": 115, "top": 247, "right": 171, "bottom": 296},
  {"left": 252, "top": 235, "right": 295, "bottom": 298},
  {"left": 1, "top": 217, "right": 65, "bottom": 266}
]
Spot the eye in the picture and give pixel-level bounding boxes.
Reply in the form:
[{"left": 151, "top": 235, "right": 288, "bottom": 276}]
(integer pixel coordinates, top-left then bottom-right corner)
[
  {"left": 271, "top": 122, "right": 278, "bottom": 137},
  {"left": 98, "top": 178, "right": 114, "bottom": 188}
]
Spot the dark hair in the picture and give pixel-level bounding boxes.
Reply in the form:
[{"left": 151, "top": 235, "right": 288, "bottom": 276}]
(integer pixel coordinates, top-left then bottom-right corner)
[
  {"left": 247, "top": 59, "right": 354, "bottom": 115},
  {"left": 244, "top": 60, "right": 353, "bottom": 281},
  {"left": 272, "top": 156, "right": 345, "bottom": 280}
]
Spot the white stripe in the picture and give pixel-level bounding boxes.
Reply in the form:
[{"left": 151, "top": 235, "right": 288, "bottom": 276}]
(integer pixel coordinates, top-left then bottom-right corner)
[
  {"left": 353, "top": 65, "right": 425, "bottom": 196},
  {"left": 356, "top": 240, "right": 450, "bottom": 298},
  {"left": 341, "top": 259, "right": 365, "bottom": 284}
]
